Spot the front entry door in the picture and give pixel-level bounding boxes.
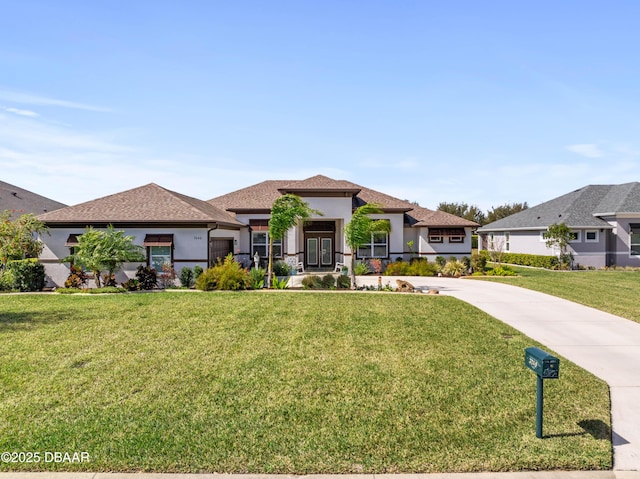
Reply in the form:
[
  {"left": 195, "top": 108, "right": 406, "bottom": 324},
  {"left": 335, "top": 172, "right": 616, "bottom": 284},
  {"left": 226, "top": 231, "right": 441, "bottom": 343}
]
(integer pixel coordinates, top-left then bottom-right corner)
[
  {"left": 306, "top": 237, "right": 333, "bottom": 268},
  {"left": 321, "top": 237, "right": 332, "bottom": 266}
]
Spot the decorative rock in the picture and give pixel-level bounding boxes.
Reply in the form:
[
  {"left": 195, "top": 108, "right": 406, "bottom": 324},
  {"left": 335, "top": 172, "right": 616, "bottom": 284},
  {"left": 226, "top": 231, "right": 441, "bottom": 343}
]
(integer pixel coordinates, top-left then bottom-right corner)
[
  {"left": 395, "top": 279, "right": 416, "bottom": 293},
  {"left": 427, "top": 289, "right": 440, "bottom": 295}
]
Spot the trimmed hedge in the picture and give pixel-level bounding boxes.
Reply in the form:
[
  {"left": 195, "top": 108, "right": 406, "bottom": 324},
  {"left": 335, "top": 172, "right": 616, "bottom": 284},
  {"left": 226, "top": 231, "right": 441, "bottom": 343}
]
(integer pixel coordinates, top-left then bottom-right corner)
[
  {"left": 6, "top": 259, "right": 46, "bottom": 292},
  {"left": 480, "top": 251, "right": 559, "bottom": 269}
]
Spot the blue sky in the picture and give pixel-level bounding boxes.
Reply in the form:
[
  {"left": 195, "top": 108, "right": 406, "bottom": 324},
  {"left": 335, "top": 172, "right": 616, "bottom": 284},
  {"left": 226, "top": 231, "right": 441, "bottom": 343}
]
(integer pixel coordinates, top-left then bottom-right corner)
[{"left": 1, "top": 1, "right": 639, "bottom": 211}]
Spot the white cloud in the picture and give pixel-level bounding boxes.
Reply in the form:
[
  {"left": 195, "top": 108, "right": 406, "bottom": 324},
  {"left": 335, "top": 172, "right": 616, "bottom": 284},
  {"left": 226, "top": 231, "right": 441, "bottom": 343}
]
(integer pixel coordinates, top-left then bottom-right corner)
[
  {"left": 3, "top": 107, "right": 39, "bottom": 117},
  {"left": 0, "top": 88, "right": 111, "bottom": 113},
  {"left": 565, "top": 143, "right": 605, "bottom": 158}
]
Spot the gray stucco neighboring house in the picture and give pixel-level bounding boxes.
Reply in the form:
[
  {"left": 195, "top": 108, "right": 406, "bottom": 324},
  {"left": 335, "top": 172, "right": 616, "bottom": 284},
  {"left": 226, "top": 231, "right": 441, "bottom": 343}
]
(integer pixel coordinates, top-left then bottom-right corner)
[
  {"left": 477, "top": 182, "right": 640, "bottom": 268},
  {"left": 1, "top": 180, "right": 66, "bottom": 216}
]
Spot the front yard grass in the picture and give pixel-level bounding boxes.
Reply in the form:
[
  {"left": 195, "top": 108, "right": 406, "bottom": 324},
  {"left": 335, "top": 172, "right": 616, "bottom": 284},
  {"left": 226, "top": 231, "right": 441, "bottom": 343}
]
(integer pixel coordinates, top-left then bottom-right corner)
[
  {"left": 0, "top": 292, "right": 611, "bottom": 473},
  {"left": 476, "top": 266, "right": 640, "bottom": 323}
]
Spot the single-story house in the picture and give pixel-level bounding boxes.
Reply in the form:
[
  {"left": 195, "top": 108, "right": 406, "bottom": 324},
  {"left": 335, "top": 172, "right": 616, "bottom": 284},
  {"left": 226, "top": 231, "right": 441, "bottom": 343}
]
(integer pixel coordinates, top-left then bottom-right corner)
[
  {"left": 38, "top": 175, "right": 477, "bottom": 287},
  {"left": 1, "top": 180, "right": 66, "bottom": 216},
  {"left": 477, "top": 182, "right": 640, "bottom": 269}
]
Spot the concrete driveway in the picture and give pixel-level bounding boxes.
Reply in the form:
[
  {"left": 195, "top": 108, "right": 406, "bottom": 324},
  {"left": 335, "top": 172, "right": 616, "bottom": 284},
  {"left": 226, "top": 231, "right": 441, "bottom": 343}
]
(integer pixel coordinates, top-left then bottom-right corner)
[{"left": 357, "top": 276, "right": 640, "bottom": 471}]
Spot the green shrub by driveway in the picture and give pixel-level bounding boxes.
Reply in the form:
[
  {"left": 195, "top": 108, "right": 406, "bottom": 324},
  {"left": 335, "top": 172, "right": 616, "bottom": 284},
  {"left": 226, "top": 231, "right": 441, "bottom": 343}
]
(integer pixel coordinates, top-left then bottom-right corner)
[{"left": 0, "top": 293, "right": 611, "bottom": 473}]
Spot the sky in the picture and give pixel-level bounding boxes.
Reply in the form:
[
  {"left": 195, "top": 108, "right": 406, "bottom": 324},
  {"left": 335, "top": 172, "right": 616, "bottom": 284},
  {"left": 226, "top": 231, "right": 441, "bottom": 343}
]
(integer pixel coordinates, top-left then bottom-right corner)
[{"left": 1, "top": 1, "right": 640, "bottom": 212}]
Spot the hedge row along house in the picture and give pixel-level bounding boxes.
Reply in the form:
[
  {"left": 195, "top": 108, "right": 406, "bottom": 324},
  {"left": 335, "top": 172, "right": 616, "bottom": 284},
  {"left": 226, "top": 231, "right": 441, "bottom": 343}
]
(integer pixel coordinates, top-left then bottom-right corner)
[
  {"left": 477, "top": 182, "right": 640, "bottom": 269},
  {"left": 37, "top": 175, "right": 477, "bottom": 287}
]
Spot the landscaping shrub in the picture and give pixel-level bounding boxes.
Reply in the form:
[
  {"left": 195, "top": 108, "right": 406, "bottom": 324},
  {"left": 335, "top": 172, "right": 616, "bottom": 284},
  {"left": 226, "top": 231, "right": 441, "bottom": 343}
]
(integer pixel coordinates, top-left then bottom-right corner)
[
  {"left": 408, "top": 258, "right": 439, "bottom": 276},
  {"left": 354, "top": 261, "right": 370, "bottom": 275},
  {"left": 179, "top": 266, "right": 194, "bottom": 288},
  {"left": 64, "top": 265, "right": 89, "bottom": 289},
  {"left": 272, "top": 261, "right": 290, "bottom": 277},
  {"left": 193, "top": 265, "right": 204, "bottom": 279},
  {"left": 6, "top": 259, "right": 45, "bottom": 292},
  {"left": 0, "top": 269, "right": 15, "bottom": 291},
  {"left": 321, "top": 274, "right": 336, "bottom": 289},
  {"left": 159, "top": 263, "right": 177, "bottom": 289},
  {"left": 486, "top": 265, "right": 517, "bottom": 276},
  {"left": 368, "top": 258, "right": 382, "bottom": 274},
  {"left": 435, "top": 256, "right": 446, "bottom": 268},
  {"left": 442, "top": 260, "right": 467, "bottom": 277},
  {"left": 271, "top": 276, "right": 289, "bottom": 289},
  {"left": 248, "top": 267, "right": 266, "bottom": 289},
  {"left": 471, "top": 251, "right": 488, "bottom": 273},
  {"left": 121, "top": 278, "right": 140, "bottom": 291},
  {"left": 196, "top": 254, "right": 248, "bottom": 291},
  {"left": 102, "top": 273, "right": 117, "bottom": 288},
  {"left": 136, "top": 265, "right": 158, "bottom": 290},
  {"left": 301, "top": 275, "right": 322, "bottom": 289},
  {"left": 480, "top": 251, "right": 559, "bottom": 269},
  {"left": 384, "top": 260, "right": 410, "bottom": 276},
  {"left": 336, "top": 275, "right": 351, "bottom": 289}
]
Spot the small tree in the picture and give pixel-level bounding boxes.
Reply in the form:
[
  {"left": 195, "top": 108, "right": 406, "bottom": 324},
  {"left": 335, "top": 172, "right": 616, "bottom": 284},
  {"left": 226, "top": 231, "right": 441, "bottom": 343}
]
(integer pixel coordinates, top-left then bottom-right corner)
[
  {"left": 0, "top": 210, "right": 49, "bottom": 269},
  {"left": 545, "top": 222, "right": 574, "bottom": 269},
  {"left": 487, "top": 235, "right": 507, "bottom": 264},
  {"left": 345, "top": 203, "right": 391, "bottom": 289},
  {"left": 63, "top": 225, "right": 145, "bottom": 287},
  {"left": 267, "top": 194, "right": 322, "bottom": 287}
]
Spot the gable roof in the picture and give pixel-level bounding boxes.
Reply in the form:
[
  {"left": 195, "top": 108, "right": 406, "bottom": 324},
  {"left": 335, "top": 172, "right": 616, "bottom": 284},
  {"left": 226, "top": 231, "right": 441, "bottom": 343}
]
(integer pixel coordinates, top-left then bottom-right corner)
[
  {"left": 478, "top": 182, "right": 640, "bottom": 232},
  {"left": 38, "top": 183, "right": 243, "bottom": 227},
  {"left": 0, "top": 180, "right": 66, "bottom": 216},
  {"left": 407, "top": 205, "right": 479, "bottom": 228},
  {"left": 209, "top": 174, "right": 477, "bottom": 227}
]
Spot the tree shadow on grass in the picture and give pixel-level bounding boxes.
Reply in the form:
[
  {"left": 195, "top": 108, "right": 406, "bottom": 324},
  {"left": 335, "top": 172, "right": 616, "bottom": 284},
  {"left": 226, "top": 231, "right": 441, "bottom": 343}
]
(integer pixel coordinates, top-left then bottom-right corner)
[{"left": 0, "top": 310, "right": 74, "bottom": 332}]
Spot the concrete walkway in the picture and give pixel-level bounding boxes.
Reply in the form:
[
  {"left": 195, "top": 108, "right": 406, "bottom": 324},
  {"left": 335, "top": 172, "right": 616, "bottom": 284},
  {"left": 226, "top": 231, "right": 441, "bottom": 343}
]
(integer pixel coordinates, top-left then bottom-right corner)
[{"left": 356, "top": 276, "right": 640, "bottom": 471}]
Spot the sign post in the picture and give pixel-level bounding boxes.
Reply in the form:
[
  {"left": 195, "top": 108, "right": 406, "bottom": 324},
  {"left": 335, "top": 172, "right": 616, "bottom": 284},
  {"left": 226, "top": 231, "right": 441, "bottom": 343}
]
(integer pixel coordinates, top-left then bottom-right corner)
[{"left": 524, "top": 347, "right": 560, "bottom": 439}]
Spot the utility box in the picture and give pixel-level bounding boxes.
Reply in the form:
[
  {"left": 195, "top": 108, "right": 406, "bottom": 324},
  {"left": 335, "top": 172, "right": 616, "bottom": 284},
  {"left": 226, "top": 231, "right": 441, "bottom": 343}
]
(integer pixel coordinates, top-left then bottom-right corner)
[{"left": 525, "top": 347, "right": 560, "bottom": 379}]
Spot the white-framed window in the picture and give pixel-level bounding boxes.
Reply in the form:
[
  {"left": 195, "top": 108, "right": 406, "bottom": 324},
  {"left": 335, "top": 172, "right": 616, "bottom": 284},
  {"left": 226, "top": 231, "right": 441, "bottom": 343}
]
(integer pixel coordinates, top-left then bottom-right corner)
[
  {"left": 150, "top": 246, "right": 171, "bottom": 271},
  {"left": 357, "top": 232, "right": 389, "bottom": 258},
  {"left": 251, "top": 231, "right": 282, "bottom": 258},
  {"left": 630, "top": 224, "right": 640, "bottom": 256},
  {"left": 505, "top": 232, "right": 510, "bottom": 251},
  {"left": 585, "top": 230, "right": 599, "bottom": 242},
  {"left": 449, "top": 236, "right": 464, "bottom": 243},
  {"left": 429, "top": 234, "right": 443, "bottom": 243}
]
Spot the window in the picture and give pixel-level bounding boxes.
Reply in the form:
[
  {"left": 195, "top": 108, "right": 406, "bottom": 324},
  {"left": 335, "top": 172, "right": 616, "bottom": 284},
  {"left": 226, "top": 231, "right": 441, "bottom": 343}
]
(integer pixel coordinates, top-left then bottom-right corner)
[
  {"left": 569, "top": 231, "right": 580, "bottom": 242},
  {"left": 251, "top": 231, "right": 282, "bottom": 258},
  {"left": 449, "top": 235, "right": 464, "bottom": 243},
  {"left": 143, "top": 234, "right": 174, "bottom": 270},
  {"left": 150, "top": 246, "right": 171, "bottom": 270},
  {"left": 357, "top": 232, "right": 389, "bottom": 258},
  {"left": 631, "top": 224, "right": 640, "bottom": 256},
  {"left": 505, "top": 232, "right": 510, "bottom": 251},
  {"left": 585, "top": 230, "right": 599, "bottom": 242},
  {"left": 429, "top": 234, "right": 443, "bottom": 243}
]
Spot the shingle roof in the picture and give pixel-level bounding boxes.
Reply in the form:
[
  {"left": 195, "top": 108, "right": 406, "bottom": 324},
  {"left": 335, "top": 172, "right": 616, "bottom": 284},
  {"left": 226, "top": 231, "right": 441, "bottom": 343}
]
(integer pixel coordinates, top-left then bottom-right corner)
[
  {"left": 38, "top": 183, "right": 243, "bottom": 227},
  {"left": 478, "top": 183, "right": 640, "bottom": 232},
  {"left": 209, "top": 174, "right": 477, "bottom": 227},
  {"left": 407, "top": 205, "right": 479, "bottom": 228},
  {"left": 0, "top": 180, "right": 66, "bottom": 216}
]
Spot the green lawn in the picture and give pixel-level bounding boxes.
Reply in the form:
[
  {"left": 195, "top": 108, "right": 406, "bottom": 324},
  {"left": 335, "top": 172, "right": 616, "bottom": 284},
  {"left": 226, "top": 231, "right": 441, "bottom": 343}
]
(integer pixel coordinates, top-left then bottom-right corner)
[
  {"left": 0, "top": 292, "right": 611, "bottom": 473},
  {"left": 476, "top": 267, "right": 640, "bottom": 323}
]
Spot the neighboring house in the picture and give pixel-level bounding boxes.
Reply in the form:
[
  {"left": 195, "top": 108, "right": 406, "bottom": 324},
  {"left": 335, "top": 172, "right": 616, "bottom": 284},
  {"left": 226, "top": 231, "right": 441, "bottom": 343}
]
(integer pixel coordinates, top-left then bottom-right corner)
[
  {"left": 38, "top": 183, "right": 244, "bottom": 287},
  {"left": 38, "top": 175, "right": 477, "bottom": 287},
  {"left": 477, "top": 182, "right": 640, "bottom": 268},
  {"left": 1, "top": 180, "right": 66, "bottom": 216}
]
